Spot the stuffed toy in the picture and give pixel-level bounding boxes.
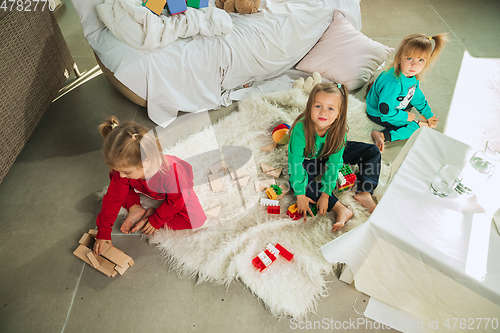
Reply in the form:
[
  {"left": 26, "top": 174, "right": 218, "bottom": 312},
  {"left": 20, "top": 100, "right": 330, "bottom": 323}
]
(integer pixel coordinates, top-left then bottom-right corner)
[
  {"left": 292, "top": 72, "right": 322, "bottom": 94},
  {"left": 215, "top": 0, "right": 261, "bottom": 14}
]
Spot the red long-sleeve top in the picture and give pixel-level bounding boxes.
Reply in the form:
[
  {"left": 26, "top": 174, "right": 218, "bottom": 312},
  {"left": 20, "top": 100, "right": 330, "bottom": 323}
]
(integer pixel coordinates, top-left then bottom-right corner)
[{"left": 95, "top": 155, "right": 206, "bottom": 240}]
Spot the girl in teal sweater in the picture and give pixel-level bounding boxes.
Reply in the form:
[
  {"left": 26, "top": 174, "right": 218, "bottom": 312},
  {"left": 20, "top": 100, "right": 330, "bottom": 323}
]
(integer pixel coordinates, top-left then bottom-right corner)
[
  {"left": 367, "top": 33, "right": 448, "bottom": 151},
  {"left": 288, "top": 83, "right": 381, "bottom": 232}
]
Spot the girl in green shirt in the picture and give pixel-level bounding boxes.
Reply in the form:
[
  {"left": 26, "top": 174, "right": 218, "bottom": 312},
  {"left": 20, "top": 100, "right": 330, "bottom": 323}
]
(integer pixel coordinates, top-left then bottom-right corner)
[{"left": 288, "top": 83, "right": 381, "bottom": 231}]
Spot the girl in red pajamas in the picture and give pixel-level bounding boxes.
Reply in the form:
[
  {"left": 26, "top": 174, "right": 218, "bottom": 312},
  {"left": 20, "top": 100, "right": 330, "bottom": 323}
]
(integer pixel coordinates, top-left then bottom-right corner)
[{"left": 93, "top": 117, "right": 206, "bottom": 255}]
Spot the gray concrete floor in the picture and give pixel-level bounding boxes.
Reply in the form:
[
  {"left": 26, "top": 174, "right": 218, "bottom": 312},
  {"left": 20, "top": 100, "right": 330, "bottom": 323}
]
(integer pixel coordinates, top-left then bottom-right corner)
[{"left": 1, "top": 0, "right": 499, "bottom": 332}]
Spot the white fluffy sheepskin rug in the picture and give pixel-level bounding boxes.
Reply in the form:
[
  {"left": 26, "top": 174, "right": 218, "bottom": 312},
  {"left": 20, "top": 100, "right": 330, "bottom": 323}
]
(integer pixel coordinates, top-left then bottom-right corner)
[{"left": 145, "top": 88, "right": 388, "bottom": 319}]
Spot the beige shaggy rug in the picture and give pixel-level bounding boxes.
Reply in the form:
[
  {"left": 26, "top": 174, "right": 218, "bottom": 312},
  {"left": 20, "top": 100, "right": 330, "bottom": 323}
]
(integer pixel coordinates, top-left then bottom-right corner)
[{"left": 143, "top": 87, "right": 387, "bottom": 319}]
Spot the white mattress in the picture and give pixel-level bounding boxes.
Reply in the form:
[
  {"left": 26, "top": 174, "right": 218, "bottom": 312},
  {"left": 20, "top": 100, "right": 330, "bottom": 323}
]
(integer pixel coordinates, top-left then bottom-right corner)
[{"left": 75, "top": 0, "right": 361, "bottom": 127}]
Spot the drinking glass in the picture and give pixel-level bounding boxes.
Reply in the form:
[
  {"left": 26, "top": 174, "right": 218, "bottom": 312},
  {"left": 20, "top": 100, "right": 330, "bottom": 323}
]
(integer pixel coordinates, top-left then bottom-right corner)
[
  {"left": 430, "top": 165, "right": 462, "bottom": 197},
  {"left": 456, "top": 140, "right": 500, "bottom": 195}
]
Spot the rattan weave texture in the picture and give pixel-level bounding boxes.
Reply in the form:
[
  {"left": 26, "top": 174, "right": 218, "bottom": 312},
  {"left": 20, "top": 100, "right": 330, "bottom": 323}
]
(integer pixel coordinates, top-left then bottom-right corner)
[{"left": 0, "top": 8, "right": 74, "bottom": 184}]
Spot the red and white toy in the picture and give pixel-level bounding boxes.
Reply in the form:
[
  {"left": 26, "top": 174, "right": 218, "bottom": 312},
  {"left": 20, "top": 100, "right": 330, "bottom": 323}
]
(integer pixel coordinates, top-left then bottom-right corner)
[{"left": 252, "top": 243, "right": 294, "bottom": 272}]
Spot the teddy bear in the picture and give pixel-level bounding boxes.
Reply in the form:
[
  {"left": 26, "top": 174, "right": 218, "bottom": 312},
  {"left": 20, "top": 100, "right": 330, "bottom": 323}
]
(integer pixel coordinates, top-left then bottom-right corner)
[
  {"left": 292, "top": 72, "right": 322, "bottom": 94},
  {"left": 215, "top": 0, "right": 261, "bottom": 14}
]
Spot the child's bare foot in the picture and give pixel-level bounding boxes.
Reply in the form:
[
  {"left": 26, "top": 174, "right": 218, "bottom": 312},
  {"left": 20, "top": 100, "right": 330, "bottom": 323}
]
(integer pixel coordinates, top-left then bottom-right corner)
[
  {"left": 371, "top": 130, "right": 385, "bottom": 152},
  {"left": 331, "top": 202, "right": 353, "bottom": 232},
  {"left": 120, "top": 205, "right": 146, "bottom": 234},
  {"left": 355, "top": 191, "right": 377, "bottom": 213}
]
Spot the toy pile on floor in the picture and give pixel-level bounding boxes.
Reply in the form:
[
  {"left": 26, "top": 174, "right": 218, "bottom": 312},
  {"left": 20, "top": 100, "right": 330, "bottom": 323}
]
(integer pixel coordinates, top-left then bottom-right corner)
[{"left": 137, "top": 85, "right": 389, "bottom": 319}]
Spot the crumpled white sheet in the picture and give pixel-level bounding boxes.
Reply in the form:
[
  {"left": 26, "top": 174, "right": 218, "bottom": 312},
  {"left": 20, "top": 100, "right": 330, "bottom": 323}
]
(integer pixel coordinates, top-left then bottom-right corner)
[{"left": 96, "top": 0, "right": 233, "bottom": 49}]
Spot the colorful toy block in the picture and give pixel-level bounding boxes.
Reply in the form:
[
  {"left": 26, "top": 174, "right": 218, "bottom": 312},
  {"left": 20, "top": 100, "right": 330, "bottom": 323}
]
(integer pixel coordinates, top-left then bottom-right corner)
[
  {"left": 252, "top": 249, "right": 277, "bottom": 271},
  {"left": 143, "top": 0, "right": 167, "bottom": 16},
  {"left": 287, "top": 204, "right": 301, "bottom": 220},
  {"left": 275, "top": 243, "right": 294, "bottom": 261},
  {"left": 187, "top": 0, "right": 209, "bottom": 8},
  {"left": 252, "top": 243, "right": 294, "bottom": 272},
  {"left": 265, "top": 187, "right": 278, "bottom": 200},
  {"left": 260, "top": 198, "right": 279, "bottom": 206},
  {"left": 307, "top": 204, "right": 317, "bottom": 218},
  {"left": 267, "top": 205, "right": 280, "bottom": 214},
  {"left": 73, "top": 230, "right": 134, "bottom": 277},
  {"left": 337, "top": 164, "right": 356, "bottom": 192},
  {"left": 166, "top": 0, "right": 187, "bottom": 15}
]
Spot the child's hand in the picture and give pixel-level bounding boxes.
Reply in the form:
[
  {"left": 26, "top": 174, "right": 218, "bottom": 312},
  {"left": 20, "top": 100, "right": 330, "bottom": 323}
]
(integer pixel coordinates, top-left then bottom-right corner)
[
  {"left": 141, "top": 221, "right": 158, "bottom": 236},
  {"left": 93, "top": 239, "right": 112, "bottom": 256},
  {"left": 427, "top": 115, "right": 439, "bottom": 127},
  {"left": 317, "top": 192, "right": 330, "bottom": 215},
  {"left": 407, "top": 113, "right": 416, "bottom": 122},
  {"left": 297, "top": 194, "right": 316, "bottom": 221}
]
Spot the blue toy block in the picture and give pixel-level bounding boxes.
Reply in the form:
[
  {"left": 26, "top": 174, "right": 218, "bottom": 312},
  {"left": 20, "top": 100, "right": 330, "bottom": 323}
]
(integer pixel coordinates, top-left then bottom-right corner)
[
  {"left": 166, "top": 0, "right": 187, "bottom": 15},
  {"left": 187, "top": 0, "right": 209, "bottom": 8}
]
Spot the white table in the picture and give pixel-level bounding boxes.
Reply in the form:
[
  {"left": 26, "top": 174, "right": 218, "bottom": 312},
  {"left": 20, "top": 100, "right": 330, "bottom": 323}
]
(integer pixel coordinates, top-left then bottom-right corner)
[{"left": 321, "top": 127, "right": 500, "bottom": 332}]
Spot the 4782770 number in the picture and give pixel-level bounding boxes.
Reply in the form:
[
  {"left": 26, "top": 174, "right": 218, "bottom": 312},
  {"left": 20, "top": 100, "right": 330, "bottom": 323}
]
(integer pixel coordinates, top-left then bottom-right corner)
[{"left": 1, "top": 0, "right": 56, "bottom": 12}]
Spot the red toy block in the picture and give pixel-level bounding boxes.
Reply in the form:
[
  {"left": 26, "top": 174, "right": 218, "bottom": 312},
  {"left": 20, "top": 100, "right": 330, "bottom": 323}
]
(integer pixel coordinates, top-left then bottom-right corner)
[
  {"left": 275, "top": 243, "right": 294, "bottom": 261},
  {"left": 267, "top": 205, "right": 280, "bottom": 214},
  {"left": 287, "top": 204, "right": 301, "bottom": 220},
  {"left": 252, "top": 249, "right": 277, "bottom": 272}
]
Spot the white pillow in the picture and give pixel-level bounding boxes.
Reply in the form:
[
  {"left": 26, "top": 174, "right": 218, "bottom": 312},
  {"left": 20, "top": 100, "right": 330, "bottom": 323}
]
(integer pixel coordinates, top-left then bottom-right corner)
[
  {"left": 71, "top": 0, "right": 105, "bottom": 38},
  {"left": 296, "top": 11, "right": 394, "bottom": 91}
]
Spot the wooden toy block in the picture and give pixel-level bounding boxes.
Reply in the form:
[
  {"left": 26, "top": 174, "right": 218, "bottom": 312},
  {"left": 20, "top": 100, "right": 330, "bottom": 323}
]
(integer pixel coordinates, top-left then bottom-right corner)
[
  {"left": 260, "top": 143, "right": 277, "bottom": 152},
  {"left": 187, "top": 0, "right": 208, "bottom": 8},
  {"left": 73, "top": 230, "right": 133, "bottom": 277},
  {"left": 254, "top": 179, "right": 276, "bottom": 192},
  {"left": 205, "top": 205, "right": 222, "bottom": 218},
  {"left": 228, "top": 167, "right": 246, "bottom": 180},
  {"left": 166, "top": 0, "right": 187, "bottom": 15},
  {"left": 79, "top": 233, "right": 90, "bottom": 245},
  {"left": 275, "top": 184, "right": 289, "bottom": 199},
  {"left": 208, "top": 174, "right": 223, "bottom": 192},
  {"left": 114, "top": 263, "right": 130, "bottom": 276},
  {"left": 73, "top": 244, "right": 117, "bottom": 277},
  {"left": 101, "top": 247, "right": 131, "bottom": 268},
  {"left": 266, "top": 167, "right": 282, "bottom": 178},
  {"left": 260, "top": 198, "right": 279, "bottom": 206},
  {"left": 209, "top": 160, "right": 228, "bottom": 174},
  {"left": 143, "top": 0, "right": 167, "bottom": 16},
  {"left": 419, "top": 115, "right": 437, "bottom": 129},
  {"left": 233, "top": 176, "right": 250, "bottom": 188},
  {"left": 260, "top": 162, "right": 275, "bottom": 174},
  {"left": 86, "top": 251, "right": 100, "bottom": 268}
]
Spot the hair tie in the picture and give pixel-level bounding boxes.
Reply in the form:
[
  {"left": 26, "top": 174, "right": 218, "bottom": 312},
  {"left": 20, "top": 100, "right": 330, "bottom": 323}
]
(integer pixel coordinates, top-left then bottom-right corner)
[
  {"left": 131, "top": 133, "right": 138, "bottom": 141},
  {"left": 428, "top": 36, "right": 432, "bottom": 41},
  {"left": 111, "top": 123, "right": 118, "bottom": 129}
]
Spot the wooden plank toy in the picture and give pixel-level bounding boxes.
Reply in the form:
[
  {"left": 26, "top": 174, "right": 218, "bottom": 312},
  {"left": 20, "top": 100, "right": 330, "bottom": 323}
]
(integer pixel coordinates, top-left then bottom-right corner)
[{"left": 73, "top": 230, "right": 134, "bottom": 277}]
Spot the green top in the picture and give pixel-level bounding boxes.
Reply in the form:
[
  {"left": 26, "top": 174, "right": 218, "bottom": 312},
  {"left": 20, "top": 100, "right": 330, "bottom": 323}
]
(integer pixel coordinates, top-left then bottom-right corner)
[
  {"left": 366, "top": 67, "right": 433, "bottom": 125},
  {"left": 287, "top": 121, "right": 345, "bottom": 196}
]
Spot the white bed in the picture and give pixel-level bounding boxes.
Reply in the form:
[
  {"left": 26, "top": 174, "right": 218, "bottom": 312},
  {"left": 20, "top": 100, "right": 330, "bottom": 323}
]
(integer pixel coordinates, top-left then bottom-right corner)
[{"left": 71, "top": 0, "right": 361, "bottom": 127}]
